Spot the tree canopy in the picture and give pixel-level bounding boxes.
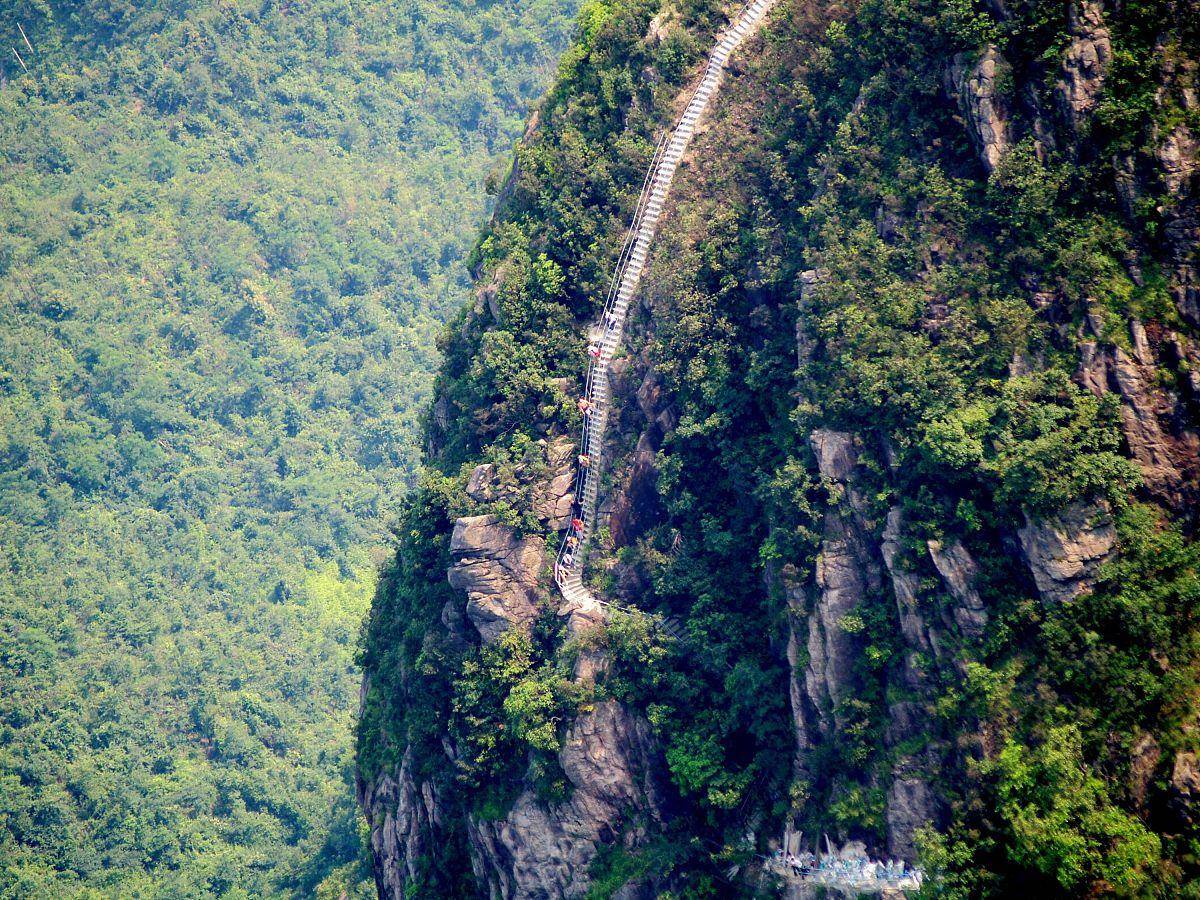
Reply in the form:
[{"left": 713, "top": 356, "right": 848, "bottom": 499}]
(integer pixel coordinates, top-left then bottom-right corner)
[{"left": 0, "top": 0, "right": 577, "bottom": 895}]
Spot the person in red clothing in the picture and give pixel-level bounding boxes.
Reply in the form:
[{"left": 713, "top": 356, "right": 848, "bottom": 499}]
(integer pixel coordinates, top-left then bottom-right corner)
[
  {"left": 588, "top": 343, "right": 602, "bottom": 359},
  {"left": 571, "top": 518, "right": 585, "bottom": 534}
]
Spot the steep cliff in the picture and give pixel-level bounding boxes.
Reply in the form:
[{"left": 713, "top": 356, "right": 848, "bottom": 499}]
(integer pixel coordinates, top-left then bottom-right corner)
[{"left": 359, "top": 0, "right": 1200, "bottom": 896}]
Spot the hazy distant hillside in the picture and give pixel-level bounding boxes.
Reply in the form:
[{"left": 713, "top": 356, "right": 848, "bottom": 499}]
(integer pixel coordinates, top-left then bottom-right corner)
[{"left": 0, "top": 0, "right": 576, "bottom": 895}]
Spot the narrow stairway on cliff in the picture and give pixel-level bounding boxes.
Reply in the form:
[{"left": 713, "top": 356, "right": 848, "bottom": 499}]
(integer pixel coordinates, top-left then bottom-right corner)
[{"left": 554, "top": 0, "right": 779, "bottom": 615}]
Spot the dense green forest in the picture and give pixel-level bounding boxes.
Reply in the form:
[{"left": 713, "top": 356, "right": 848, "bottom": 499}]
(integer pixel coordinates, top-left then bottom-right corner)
[{"left": 0, "top": 0, "right": 578, "bottom": 895}]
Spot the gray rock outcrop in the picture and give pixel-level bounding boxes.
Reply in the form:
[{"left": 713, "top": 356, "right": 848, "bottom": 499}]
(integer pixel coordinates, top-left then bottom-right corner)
[
  {"left": 927, "top": 538, "right": 988, "bottom": 637},
  {"left": 784, "top": 451, "right": 952, "bottom": 861},
  {"left": 881, "top": 508, "right": 943, "bottom": 674},
  {"left": 947, "top": 45, "right": 1013, "bottom": 172},
  {"left": 449, "top": 514, "right": 546, "bottom": 643},
  {"left": 1058, "top": 0, "right": 1112, "bottom": 136},
  {"left": 886, "top": 772, "right": 938, "bottom": 860},
  {"left": 1017, "top": 500, "right": 1116, "bottom": 603},
  {"left": 467, "top": 701, "right": 669, "bottom": 899},
  {"left": 447, "top": 437, "right": 578, "bottom": 644},
  {"left": 364, "top": 431, "right": 669, "bottom": 899},
  {"left": 803, "top": 431, "right": 879, "bottom": 733},
  {"left": 1076, "top": 318, "right": 1195, "bottom": 503},
  {"left": 359, "top": 745, "right": 445, "bottom": 900},
  {"left": 1171, "top": 751, "right": 1200, "bottom": 828}
]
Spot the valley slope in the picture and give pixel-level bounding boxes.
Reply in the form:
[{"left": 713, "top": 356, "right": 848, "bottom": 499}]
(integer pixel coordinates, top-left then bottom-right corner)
[{"left": 0, "top": 0, "right": 577, "bottom": 895}]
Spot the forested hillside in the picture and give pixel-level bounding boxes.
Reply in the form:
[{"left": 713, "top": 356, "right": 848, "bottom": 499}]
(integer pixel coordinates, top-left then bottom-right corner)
[
  {"left": 0, "top": 0, "right": 577, "bottom": 895},
  {"left": 357, "top": 0, "right": 1200, "bottom": 895}
]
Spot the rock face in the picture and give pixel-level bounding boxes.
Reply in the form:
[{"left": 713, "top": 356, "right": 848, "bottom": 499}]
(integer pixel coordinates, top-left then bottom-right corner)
[
  {"left": 1159, "top": 119, "right": 1200, "bottom": 326},
  {"left": 1057, "top": 0, "right": 1112, "bottom": 135},
  {"left": 610, "top": 431, "right": 662, "bottom": 548},
  {"left": 947, "top": 45, "right": 1012, "bottom": 172},
  {"left": 449, "top": 514, "right": 546, "bottom": 643},
  {"left": 446, "top": 437, "right": 576, "bottom": 644},
  {"left": 1017, "top": 500, "right": 1116, "bottom": 604},
  {"left": 784, "top": 436, "right": 956, "bottom": 860},
  {"left": 927, "top": 538, "right": 988, "bottom": 637},
  {"left": 458, "top": 455, "right": 671, "bottom": 896},
  {"left": 803, "top": 430, "right": 879, "bottom": 733},
  {"left": 1129, "top": 733, "right": 1161, "bottom": 811},
  {"left": 359, "top": 744, "right": 445, "bottom": 900},
  {"left": 1111, "top": 345, "right": 1186, "bottom": 497},
  {"left": 1170, "top": 751, "right": 1200, "bottom": 828},
  {"left": 467, "top": 701, "right": 670, "bottom": 899},
  {"left": 881, "top": 508, "right": 943, "bottom": 672},
  {"left": 1076, "top": 318, "right": 1200, "bottom": 505},
  {"left": 1158, "top": 123, "right": 1197, "bottom": 199},
  {"left": 363, "top": 434, "right": 669, "bottom": 899},
  {"left": 886, "top": 771, "right": 939, "bottom": 860}
]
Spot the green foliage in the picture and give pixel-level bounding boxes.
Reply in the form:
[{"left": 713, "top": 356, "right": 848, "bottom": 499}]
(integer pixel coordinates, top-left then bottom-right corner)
[
  {"left": 0, "top": 0, "right": 578, "bottom": 894},
  {"left": 622, "top": 0, "right": 1194, "bottom": 887},
  {"left": 917, "top": 371, "right": 1140, "bottom": 516},
  {"left": 987, "top": 724, "right": 1162, "bottom": 894},
  {"left": 571, "top": 607, "right": 673, "bottom": 702},
  {"left": 451, "top": 624, "right": 575, "bottom": 799},
  {"left": 585, "top": 837, "right": 681, "bottom": 899},
  {"left": 1041, "top": 504, "right": 1200, "bottom": 741}
]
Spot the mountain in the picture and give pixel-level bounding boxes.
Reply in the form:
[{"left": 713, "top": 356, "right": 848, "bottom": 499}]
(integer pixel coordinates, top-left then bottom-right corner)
[
  {"left": 0, "top": 0, "right": 577, "bottom": 895},
  {"left": 356, "top": 0, "right": 1200, "bottom": 895}
]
